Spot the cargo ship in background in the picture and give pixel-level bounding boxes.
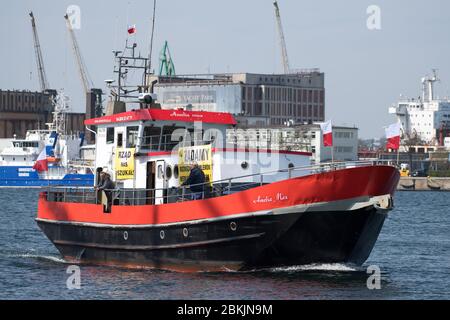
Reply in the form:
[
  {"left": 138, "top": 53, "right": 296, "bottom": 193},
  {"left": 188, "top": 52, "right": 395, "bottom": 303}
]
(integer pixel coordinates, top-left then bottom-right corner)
[
  {"left": 0, "top": 93, "right": 94, "bottom": 187},
  {"left": 35, "top": 43, "right": 400, "bottom": 272}
]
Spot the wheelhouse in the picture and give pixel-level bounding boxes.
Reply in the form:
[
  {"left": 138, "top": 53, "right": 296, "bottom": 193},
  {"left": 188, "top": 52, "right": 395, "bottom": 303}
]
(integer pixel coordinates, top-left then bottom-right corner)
[{"left": 86, "top": 107, "right": 312, "bottom": 206}]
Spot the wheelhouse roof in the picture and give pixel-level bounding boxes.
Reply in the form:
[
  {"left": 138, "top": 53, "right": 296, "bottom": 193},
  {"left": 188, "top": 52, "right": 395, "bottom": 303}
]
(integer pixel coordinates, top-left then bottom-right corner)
[{"left": 84, "top": 108, "right": 237, "bottom": 126}]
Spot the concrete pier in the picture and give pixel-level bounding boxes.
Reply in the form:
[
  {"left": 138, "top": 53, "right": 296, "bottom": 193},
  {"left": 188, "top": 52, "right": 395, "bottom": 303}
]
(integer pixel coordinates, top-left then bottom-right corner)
[{"left": 397, "top": 177, "right": 450, "bottom": 191}]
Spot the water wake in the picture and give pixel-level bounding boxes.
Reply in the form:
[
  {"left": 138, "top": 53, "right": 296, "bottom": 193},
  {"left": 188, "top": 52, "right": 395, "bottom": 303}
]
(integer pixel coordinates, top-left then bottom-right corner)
[
  {"left": 265, "top": 263, "right": 362, "bottom": 273},
  {"left": 9, "top": 253, "right": 67, "bottom": 264}
]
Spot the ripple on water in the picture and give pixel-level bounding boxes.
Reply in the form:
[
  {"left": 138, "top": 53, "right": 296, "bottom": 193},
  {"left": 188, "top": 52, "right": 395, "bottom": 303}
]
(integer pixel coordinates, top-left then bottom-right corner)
[{"left": 0, "top": 189, "right": 449, "bottom": 299}]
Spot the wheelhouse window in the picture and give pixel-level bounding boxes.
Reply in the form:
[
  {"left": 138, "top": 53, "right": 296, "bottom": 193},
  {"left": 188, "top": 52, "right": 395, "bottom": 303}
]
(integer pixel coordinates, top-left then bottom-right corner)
[
  {"left": 142, "top": 126, "right": 162, "bottom": 150},
  {"left": 126, "top": 126, "right": 139, "bottom": 148},
  {"left": 117, "top": 133, "right": 123, "bottom": 148},
  {"left": 106, "top": 127, "right": 114, "bottom": 144},
  {"left": 161, "top": 126, "right": 187, "bottom": 151}
]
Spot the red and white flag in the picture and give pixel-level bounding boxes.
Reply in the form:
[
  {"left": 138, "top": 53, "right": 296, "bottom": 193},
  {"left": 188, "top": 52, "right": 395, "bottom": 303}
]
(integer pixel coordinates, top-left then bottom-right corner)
[
  {"left": 33, "top": 148, "right": 48, "bottom": 172},
  {"left": 385, "top": 122, "right": 401, "bottom": 150},
  {"left": 127, "top": 24, "right": 136, "bottom": 35},
  {"left": 320, "top": 120, "right": 333, "bottom": 147}
]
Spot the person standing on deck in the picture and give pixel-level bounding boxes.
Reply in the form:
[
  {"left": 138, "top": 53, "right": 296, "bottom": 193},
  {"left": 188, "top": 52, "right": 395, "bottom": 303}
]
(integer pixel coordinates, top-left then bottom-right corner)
[
  {"left": 96, "top": 171, "right": 115, "bottom": 211},
  {"left": 182, "top": 162, "right": 206, "bottom": 200}
]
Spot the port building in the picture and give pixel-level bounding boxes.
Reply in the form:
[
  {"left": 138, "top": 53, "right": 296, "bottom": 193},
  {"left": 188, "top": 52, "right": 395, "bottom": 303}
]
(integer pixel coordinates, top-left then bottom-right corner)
[
  {"left": 149, "top": 70, "right": 325, "bottom": 127},
  {"left": 227, "top": 124, "right": 358, "bottom": 163},
  {"left": 0, "top": 90, "right": 86, "bottom": 139}
]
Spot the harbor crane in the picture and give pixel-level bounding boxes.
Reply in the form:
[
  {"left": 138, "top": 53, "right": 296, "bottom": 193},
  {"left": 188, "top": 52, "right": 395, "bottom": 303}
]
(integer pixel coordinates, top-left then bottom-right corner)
[
  {"left": 64, "top": 13, "right": 103, "bottom": 119},
  {"left": 273, "top": 1, "right": 291, "bottom": 74},
  {"left": 29, "top": 12, "right": 51, "bottom": 92},
  {"left": 159, "top": 41, "right": 176, "bottom": 76},
  {"left": 64, "top": 13, "right": 94, "bottom": 94}
]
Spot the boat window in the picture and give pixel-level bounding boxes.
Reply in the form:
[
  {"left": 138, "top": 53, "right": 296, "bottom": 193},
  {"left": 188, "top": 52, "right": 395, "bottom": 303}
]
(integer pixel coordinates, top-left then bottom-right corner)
[
  {"left": 142, "top": 126, "right": 162, "bottom": 149},
  {"left": 117, "top": 133, "right": 123, "bottom": 148},
  {"left": 127, "top": 126, "right": 139, "bottom": 148},
  {"left": 106, "top": 128, "right": 114, "bottom": 144},
  {"left": 22, "top": 142, "right": 38, "bottom": 148},
  {"left": 162, "top": 126, "right": 186, "bottom": 151}
]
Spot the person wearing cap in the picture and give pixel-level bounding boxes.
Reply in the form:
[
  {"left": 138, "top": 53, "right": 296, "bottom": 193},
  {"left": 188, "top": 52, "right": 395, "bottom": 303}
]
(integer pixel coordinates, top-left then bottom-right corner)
[{"left": 181, "top": 162, "right": 206, "bottom": 200}]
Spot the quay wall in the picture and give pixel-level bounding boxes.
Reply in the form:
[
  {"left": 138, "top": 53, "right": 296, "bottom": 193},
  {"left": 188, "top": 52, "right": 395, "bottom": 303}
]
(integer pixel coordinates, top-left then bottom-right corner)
[{"left": 397, "top": 177, "right": 450, "bottom": 191}]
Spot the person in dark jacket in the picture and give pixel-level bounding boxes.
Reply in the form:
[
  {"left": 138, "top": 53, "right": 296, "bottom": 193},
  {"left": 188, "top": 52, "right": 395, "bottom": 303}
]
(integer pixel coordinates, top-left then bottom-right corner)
[
  {"left": 96, "top": 171, "right": 116, "bottom": 211},
  {"left": 182, "top": 162, "right": 206, "bottom": 200}
]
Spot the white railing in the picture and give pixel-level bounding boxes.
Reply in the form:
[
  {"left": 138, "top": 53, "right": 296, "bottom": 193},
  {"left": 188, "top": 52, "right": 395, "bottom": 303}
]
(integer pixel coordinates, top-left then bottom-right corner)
[{"left": 44, "top": 160, "right": 394, "bottom": 205}]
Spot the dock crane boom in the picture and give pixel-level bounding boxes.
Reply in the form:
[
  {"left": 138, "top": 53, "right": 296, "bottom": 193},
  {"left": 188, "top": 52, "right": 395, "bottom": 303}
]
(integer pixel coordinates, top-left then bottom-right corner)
[
  {"left": 29, "top": 12, "right": 50, "bottom": 91},
  {"left": 273, "top": 1, "right": 290, "bottom": 74},
  {"left": 64, "top": 13, "right": 94, "bottom": 94},
  {"left": 64, "top": 13, "right": 102, "bottom": 124}
]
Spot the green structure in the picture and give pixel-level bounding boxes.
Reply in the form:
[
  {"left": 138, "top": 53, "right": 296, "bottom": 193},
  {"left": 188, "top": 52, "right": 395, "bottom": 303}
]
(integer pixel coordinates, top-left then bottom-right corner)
[{"left": 159, "top": 41, "right": 176, "bottom": 76}]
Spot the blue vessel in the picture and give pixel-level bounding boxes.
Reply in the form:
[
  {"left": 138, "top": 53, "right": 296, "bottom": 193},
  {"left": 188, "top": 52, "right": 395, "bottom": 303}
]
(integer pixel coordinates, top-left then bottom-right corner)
[
  {"left": 0, "top": 93, "right": 94, "bottom": 188},
  {"left": 0, "top": 166, "right": 93, "bottom": 187}
]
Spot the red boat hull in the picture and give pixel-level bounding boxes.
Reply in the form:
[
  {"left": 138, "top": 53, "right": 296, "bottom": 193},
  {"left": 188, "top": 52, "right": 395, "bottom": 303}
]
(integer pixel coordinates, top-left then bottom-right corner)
[{"left": 36, "top": 165, "right": 400, "bottom": 271}]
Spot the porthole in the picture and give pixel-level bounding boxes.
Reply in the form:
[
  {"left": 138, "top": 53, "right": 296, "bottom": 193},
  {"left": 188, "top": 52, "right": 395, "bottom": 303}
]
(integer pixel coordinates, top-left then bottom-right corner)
[
  {"left": 173, "top": 165, "right": 179, "bottom": 179},
  {"left": 166, "top": 165, "right": 172, "bottom": 179},
  {"left": 160, "top": 230, "right": 165, "bottom": 240},
  {"left": 241, "top": 161, "right": 249, "bottom": 170},
  {"left": 183, "top": 228, "right": 189, "bottom": 238},
  {"left": 123, "top": 231, "right": 128, "bottom": 240},
  {"left": 230, "top": 222, "right": 237, "bottom": 231}
]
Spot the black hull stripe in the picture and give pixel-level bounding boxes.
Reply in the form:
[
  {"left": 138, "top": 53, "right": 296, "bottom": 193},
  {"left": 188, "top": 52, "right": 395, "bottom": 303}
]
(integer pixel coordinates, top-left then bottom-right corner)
[{"left": 52, "top": 232, "right": 265, "bottom": 251}]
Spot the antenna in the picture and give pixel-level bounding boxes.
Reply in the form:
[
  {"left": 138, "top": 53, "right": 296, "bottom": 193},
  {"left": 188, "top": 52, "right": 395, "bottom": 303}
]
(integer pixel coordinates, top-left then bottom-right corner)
[{"left": 148, "top": 0, "right": 157, "bottom": 73}]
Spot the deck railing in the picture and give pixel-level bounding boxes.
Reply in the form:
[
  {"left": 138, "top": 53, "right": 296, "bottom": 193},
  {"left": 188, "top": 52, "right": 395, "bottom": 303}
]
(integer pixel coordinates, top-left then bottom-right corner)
[{"left": 43, "top": 160, "right": 394, "bottom": 206}]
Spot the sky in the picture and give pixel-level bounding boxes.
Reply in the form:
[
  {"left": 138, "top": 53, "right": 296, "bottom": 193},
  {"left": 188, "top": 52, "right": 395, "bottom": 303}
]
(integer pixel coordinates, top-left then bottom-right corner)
[{"left": 1, "top": 0, "right": 450, "bottom": 138}]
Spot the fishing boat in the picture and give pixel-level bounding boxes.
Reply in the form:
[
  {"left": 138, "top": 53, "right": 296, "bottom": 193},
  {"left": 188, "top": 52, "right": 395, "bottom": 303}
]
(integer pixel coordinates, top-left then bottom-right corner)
[
  {"left": 35, "top": 44, "right": 399, "bottom": 272},
  {"left": 0, "top": 93, "right": 94, "bottom": 187}
]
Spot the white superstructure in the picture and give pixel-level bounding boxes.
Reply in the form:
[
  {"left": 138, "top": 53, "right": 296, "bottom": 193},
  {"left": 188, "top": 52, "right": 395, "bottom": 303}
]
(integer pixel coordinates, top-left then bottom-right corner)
[
  {"left": 0, "top": 92, "right": 85, "bottom": 169},
  {"left": 389, "top": 70, "right": 450, "bottom": 144}
]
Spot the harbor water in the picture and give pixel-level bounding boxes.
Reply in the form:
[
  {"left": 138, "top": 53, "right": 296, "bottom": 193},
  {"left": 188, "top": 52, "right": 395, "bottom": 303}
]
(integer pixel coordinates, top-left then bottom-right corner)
[{"left": 0, "top": 189, "right": 449, "bottom": 300}]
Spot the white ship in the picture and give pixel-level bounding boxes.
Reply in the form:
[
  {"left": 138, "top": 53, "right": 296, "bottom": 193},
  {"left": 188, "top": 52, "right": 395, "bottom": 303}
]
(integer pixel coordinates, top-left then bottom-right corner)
[
  {"left": 389, "top": 70, "right": 450, "bottom": 145},
  {"left": 0, "top": 92, "right": 94, "bottom": 187}
]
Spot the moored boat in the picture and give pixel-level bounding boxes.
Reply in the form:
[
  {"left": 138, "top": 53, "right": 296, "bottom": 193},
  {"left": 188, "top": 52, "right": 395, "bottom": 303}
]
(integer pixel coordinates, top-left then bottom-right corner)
[{"left": 0, "top": 92, "right": 94, "bottom": 187}]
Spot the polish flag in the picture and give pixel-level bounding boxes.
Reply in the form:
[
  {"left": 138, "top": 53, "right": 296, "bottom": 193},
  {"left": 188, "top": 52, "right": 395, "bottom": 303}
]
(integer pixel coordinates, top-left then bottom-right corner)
[
  {"left": 320, "top": 120, "right": 333, "bottom": 147},
  {"left": 33, "top": 148, "right": 48, "bottom": 172},
  {"left": 127, "top": 24, "right": 136, "bottom": 35},
  {"left": 385, "top": 122, "right": 401, "bottom": 150}
]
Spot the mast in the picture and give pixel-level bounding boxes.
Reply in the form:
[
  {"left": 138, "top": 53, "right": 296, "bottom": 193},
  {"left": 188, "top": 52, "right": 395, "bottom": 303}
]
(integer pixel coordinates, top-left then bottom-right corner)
[{"left": 421, "top": 69, "right": 439, "bottom": 102}]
